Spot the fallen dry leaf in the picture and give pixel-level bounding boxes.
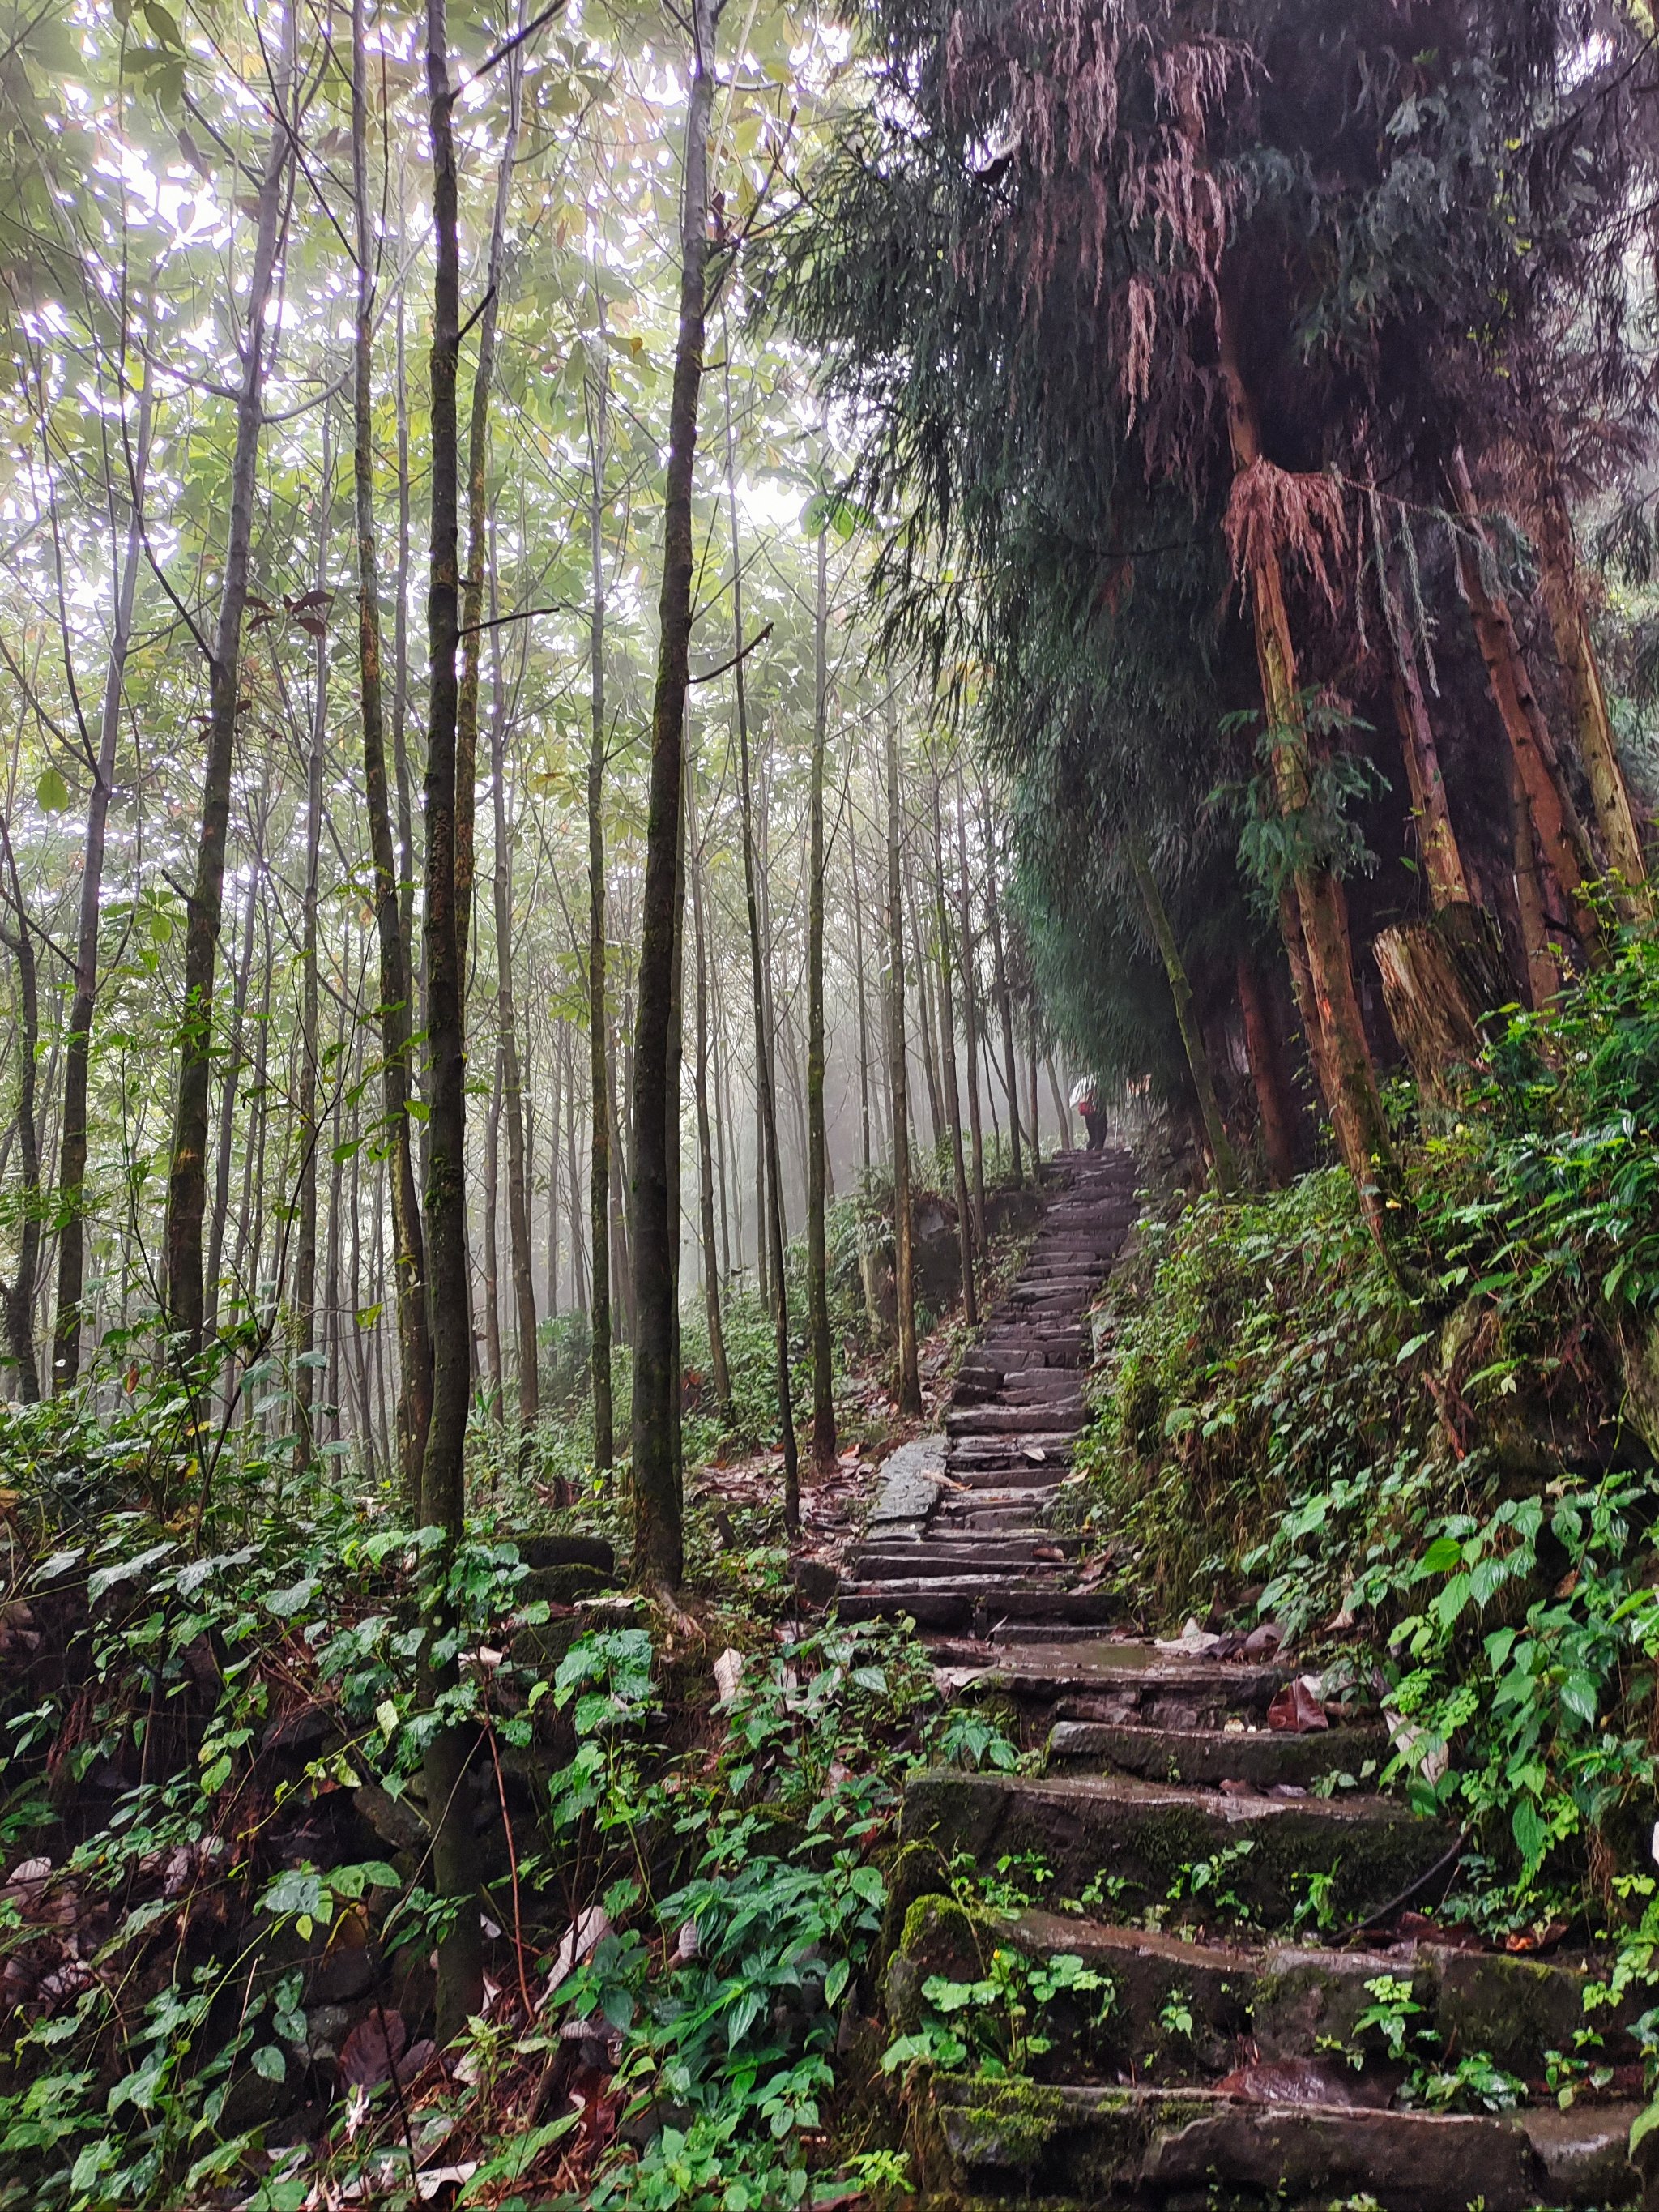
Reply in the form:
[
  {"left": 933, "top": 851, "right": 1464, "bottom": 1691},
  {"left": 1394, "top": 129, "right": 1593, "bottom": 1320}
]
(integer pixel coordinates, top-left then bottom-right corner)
[{"left": 1266, "top": 1678, "right": 1328, "bottom": 1734}]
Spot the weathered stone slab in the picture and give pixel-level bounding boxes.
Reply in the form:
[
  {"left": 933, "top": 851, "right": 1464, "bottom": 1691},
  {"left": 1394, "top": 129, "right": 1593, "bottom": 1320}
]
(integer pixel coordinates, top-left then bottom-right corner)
[
  {"left": 900, "top": 1767, "right": 1451, "bottom": 1928},
  {"left": 1046, "top": 1716, "right": 1388, "bottom": 1788}
]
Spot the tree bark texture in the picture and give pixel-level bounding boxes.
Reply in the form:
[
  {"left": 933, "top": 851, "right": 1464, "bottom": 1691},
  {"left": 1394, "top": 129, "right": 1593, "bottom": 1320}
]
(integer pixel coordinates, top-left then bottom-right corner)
[
  {"left": 631, "top": 0, "right": 714, "bottom": 1586},
  {"left": 1448, "top": 446, "right": 1601, "bottom": 954},
  {"left": 53, "top": 375, "right": 152, "bottom": 1390},
  {"left": 164, "top": 48, "right": 292, "bottom": 1356},
  {"left": 420, "top": 0, "right": 483, "bottom": 2045},
  {"left": 886, "top": 711, "right": 922, "bottom": 1416},
  {"left": 353, "top": 0, "right": 432, "bottom": 1501},
  {"left": 1217, "top": 314, "right": 1404, "bottom": 1243},
  {"left": 807, "top": 523, "right": 836, "bottom": 1467},
  {"left": 1125, "top": 832, "right": 1238, "bottom": 1196},
  {"left": 932, "top": 757, "right": 977, "bottom": 1323}
]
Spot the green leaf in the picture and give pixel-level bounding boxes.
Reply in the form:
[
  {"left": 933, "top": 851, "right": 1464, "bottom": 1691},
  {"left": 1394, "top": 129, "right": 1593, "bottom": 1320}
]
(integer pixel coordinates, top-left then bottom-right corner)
[
  {"left": 1512, "top": 1798, "right": 1548, "bottom": 1868},
  {"left": 36, "top": 766, "right": 70, "bottom": 813}
]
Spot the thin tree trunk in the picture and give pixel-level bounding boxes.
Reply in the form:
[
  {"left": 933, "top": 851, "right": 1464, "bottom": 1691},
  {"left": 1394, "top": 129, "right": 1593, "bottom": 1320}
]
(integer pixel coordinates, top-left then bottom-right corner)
[
  {"left": 164, "top": 36, "right": 293, "bottom": 1355},
  {"left": 585, "top": 340, "right": 614, "bottom": 1468},
  {"left": 1531, "top": 434, "right": 1649, "bottom": 905},
  {"left": 355, "top": 0, "right": 431, "bottom": 1500},
  {"left": 689, "top": 787, "right": 732, "bottom": 1419},
  {"left": 293, "top": 421, "right": 333, "bottom": 1467},
  {"left": 1448, "top": 446, "right": 1600, "bottom": 953},
  {"left": 394, "top": 285, "right": 417, "bottom": 971},
  {"left": 807, "top": 521, "right": 835, "bottom": 1467},
  {"left": 1046, "top": 1054, "right": 1073, "bottom": 1151},
  {"left": 754, "top": 1048, "right": 770, "bottom": 1309},
  {"left": 631, "top": 0, "right": 714, "bottom": 1586},
  {"left": 607, "top": 1011, "right": 633, "bottom": 1343},
  {"left": 1235, "top": 952, "right": 1295, "bottom": 1185},
  {"left": 726, "top": 349, "right": 800, "bottom": 1532},
  {"left": 546, "top": 1040, "right": 561, "bottom": 1317},
  {"left": 886, "top": 711, "right": 921, "bottom": 1416},
  {"left": 932, "top": 757, "right": 976, "bottom": 1323},
  {"left": 484, "top": 1053, "right": 503, "bottom": 1407},
  {"left": 954, "top": 773, "right": 987, "bottom": 1248},
  {"left": 0, "top": 822, "right": 41, "bottom": 1401},
  {"left": 983, "top": 814, "right": 1024, "bottom": 1185},
  {"left": 668, "top": 771, "right": 686, "bottom": 1509},
  {"left": 490, "top": 589, "right": 538, "bottom": 1434},
  {"left": 905, "top": 839, "right": 943, "bottom": 1153},
  {"left": 454, "top": 17, "right": 523, "bottom": 989},
  {"left": 850, "top": 822, "right": 873, "bottom": 1177},
  {"left": 1509, "top": 748, "right": 1561, "bottom": 1007},
  {"left": 421, "top": 0, "right": 482, "bottom": 2045},
  {"left": 207, "top": 831, "right": 261, "bottom": 1343},
  {"left": 1028, "top": 1026, "right": 1041, "bottom": 1172},
  {"left": 53, "top": 378, "right": 153, "bottom": 1390},
  {"left": 712, "top": 961, "right": 732, "bottom": 1280},
  {"left": 1124, "top": 833, "right": 1238, "bottom": 1196},
  {"left": 1217, "top": 311, "right": 1403, "bottom": 1242},
  {"left": 1381, "top": 566, "right": 1470, "bottom": 912}
]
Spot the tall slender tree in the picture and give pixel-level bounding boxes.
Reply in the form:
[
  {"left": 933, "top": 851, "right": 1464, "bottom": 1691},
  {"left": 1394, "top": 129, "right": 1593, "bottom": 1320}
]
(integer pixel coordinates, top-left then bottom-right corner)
[
  {"left": 806, "top": 517, "right": 835, "bottom": 1467},
  {"left": 886, "top": 709, "right": 921, "bottom": 1417},
  {"left": 632, "top": 0, "right": 716, "bottom": 1587},
  {"left": 352, "top": 0, "right": 430, "bottom": 1497},
  {"left": 420, "top": 0, "right": 481, "bottom": 2043},
  {"left": 164, "top": 27, "right": 294, "bottom": 1357}
]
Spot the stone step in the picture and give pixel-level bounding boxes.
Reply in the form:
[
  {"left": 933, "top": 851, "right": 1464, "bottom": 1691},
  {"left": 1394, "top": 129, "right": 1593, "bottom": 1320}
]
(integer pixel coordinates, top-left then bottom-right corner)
[
  {"left": 946, "top": 1407, "right": 1086, "bottom": 1438},
  {"left": 960, "top": 1366, "right": 1084, "bottom": 1396},
  {"left": 945, "top": 1639, "right": 1290, "bottom": 1726},
  {"left": 922, "top": 2076, "right": 1637, "bottom": 2210},
  {"left": 895, "top": 1900, "right": 1627, "bottom": 2082},
  {"left": 849, "top": 1547, "right": 1072, "bottom": 1581},
  {"left": 986, "top": 1911, "right": 1636, "bottom": 2079},
  {"left": 1046, "top": 1716, "right": 1389, "bottom": 1789},
  {"left": 945, "top": 1466, "right": 1073, "bottom": 1491},
  {"left": 838, "top": 1582, "right": 1118, "bottom": 1631},
  {"left": 901, "top": 1767, "right": 1449, "bottom": 1927}
]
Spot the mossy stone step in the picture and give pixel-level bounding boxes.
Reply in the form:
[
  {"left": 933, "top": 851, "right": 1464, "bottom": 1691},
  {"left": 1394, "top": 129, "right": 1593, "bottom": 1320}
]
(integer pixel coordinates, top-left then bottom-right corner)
[
  {"left": 985, "top": 1907, "right": 1625, "bottom": 2078},
  {"left": 949, "top": 1640, "right": 1290, "bottom": 1727},
  {"left": 901, "top": 1767, "right": 1450, "bottom": 1928},
  {"left": 922, "top": 2075, "right": 1639, "bottom": 2209},
  {"left": 947, "top": 1407, "right": 1087, "bottom": 1437},
  {"left": 838, "top": 1582, "right": 1118, "bottom": 1631},
  {"left": 849, "top": 1545, "right": 1073, "bottom": 1581},
  {"left": 1046, "top": 1716, "right": 1389, "bottom": 1789}
]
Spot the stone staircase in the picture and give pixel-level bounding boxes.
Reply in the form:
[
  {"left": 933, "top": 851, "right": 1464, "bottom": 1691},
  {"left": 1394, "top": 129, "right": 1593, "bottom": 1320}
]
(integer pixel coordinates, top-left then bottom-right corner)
[
  {"left": 848, "top": 1147, "right": 1645, "bottom": 2208},
  {"left": 890, "top": 1637, "right": 1644, "bottom": 2209},
  {"left": 838, "top": 1147, "right": 1138, "bottom": 1637}
]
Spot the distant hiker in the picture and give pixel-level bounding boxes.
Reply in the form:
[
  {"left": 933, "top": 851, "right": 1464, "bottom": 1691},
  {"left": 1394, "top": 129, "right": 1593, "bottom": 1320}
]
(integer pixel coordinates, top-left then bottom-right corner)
[{"left": 1070, "top": 1077, "right": 1108, "bottom": 1151}]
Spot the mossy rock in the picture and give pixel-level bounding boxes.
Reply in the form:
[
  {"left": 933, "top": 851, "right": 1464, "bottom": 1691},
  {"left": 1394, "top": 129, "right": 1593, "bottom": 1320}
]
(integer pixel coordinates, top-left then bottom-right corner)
[
  {"left": 1255, "top": 1946, "right": 1434, "bottom": 2059},
  {"left": 520, "top": 1561, "right": 616, "bottom": 1608},
  {"left": 885, "top": 1893, "right": 988, "bottom": 2036},
  {"left": 878, "top": 1841, "right": 953, "bottom": 1965},
  {"left": 901, "top": 1894, "right": 987, "bottom": 1982},
  {"left": 518, "top": 1533, "right": 616, "bottom": 1574},
  {"left": 931, "top": 2077, "right": 1074, "bottom": 2173},
  {"left": 1435, "top": 1947, "right": 1589, "bottom": 2073},
  {"left": 508, "top": 1615, "right": 586, "bottom": 1673}
]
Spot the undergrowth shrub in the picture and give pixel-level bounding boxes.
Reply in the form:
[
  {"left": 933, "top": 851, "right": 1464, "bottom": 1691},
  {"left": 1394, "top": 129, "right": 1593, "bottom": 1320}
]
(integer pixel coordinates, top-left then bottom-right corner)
[{"left": 1077, "top": 926, "right": 1659, "bottom": 1941}]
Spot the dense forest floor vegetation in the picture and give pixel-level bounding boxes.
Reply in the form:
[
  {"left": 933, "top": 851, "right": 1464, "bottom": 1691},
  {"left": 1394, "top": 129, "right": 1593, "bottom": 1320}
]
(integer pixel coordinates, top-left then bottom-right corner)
[
  {"left": 13, "top": 931, "right": 1659, "bottom": 2209},
  {"left": 1075, "top": 925, "right": 1659, "bottom": 1962},
  {"left": 0, "top": 1166, "right": 1034, "bottom": 2212}
]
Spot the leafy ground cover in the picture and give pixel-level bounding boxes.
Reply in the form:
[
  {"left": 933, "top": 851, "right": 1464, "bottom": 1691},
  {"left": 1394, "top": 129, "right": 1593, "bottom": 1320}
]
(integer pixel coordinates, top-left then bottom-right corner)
[
  {"left": 0, "top": 1171, "right": 1040, "bottom": 2212},
  {"left": 1072, "top": 925, "right": 1659, "bottom": 1971}
]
